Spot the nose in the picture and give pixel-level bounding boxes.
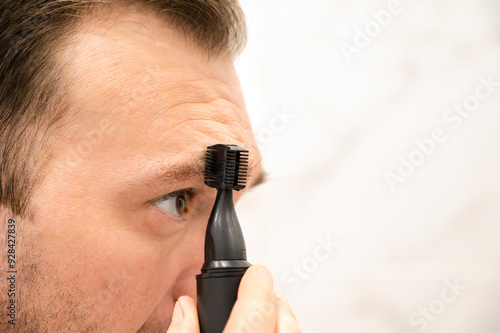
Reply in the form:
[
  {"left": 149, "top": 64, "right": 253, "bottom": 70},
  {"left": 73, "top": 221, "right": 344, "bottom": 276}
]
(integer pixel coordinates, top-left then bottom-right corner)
[{"left": 171, "top": 220, "right": 206, "bottom": 301}]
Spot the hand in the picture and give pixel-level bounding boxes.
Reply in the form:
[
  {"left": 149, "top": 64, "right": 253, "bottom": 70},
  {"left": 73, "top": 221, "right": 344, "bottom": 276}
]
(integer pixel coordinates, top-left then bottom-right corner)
[{"left": 166, "top": 265, "right": 301, "bottom": 332}]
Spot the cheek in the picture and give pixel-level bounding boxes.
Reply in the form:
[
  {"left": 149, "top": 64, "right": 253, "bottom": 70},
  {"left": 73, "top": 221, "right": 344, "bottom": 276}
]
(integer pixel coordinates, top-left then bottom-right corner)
[
  {"left": 93, "top": 236, "right": 167, "bottom": 320},
  {"left": 29, "top": 198, "right": 183, "bottom": 326},
  {"left": 30, "top": 162, "right": 212, "bottom": 327}
]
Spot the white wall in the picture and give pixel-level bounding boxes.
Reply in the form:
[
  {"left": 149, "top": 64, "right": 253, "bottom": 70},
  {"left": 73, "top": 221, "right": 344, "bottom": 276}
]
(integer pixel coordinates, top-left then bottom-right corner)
[{"left": 235, "top": 0, "right": 500, "bottom": 332}]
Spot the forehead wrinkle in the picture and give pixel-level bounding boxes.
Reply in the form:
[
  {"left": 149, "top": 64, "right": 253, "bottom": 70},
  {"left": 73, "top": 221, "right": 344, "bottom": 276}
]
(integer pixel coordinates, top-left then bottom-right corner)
[
  {"left": 155, "top": 92, "right": 247, "bottom": 134},
  {"left": 138, "top": 80, "right": 228, "bottom": 123},
  {"left": 156, "top": 79, "right": 231, "bottom": 108}
]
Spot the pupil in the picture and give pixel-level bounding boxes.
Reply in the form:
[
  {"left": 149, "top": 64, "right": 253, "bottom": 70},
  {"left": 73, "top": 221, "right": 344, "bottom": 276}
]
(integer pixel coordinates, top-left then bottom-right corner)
[{"left": 176, "top": 195, "right": 185, "bottom": 213}]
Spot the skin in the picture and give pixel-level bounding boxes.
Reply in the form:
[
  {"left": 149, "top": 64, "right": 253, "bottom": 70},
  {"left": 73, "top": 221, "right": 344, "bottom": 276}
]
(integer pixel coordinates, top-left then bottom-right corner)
[{"left": 0, "top": 6, "right": 300, "bottom": 333}]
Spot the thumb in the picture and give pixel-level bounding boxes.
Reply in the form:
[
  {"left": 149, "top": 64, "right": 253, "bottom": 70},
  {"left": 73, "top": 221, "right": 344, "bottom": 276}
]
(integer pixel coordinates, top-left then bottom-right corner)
[
  {"left": 166, "top": 296, "right": 200, "bottom": 333},
  {"left": 224, "top": 265, "right": 277, "bottom": 332}
]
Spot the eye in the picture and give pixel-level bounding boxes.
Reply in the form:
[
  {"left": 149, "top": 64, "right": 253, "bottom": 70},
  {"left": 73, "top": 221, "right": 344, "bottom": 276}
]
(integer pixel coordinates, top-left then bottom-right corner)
[{"left": 154, "top": 189, "right": 194, "bottom": 217}]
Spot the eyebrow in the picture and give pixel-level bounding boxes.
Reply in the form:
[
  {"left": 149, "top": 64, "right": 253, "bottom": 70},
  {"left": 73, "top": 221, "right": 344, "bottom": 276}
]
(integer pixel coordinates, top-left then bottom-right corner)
[
  {"left": 157, "top": 156, "right": 205, "bottom": 183},
  {"left": 249, "top": 167, "right": 267, "bottom": 189},
  {"left": 155, "top": 151, "right": 267, "bottom": 190}
]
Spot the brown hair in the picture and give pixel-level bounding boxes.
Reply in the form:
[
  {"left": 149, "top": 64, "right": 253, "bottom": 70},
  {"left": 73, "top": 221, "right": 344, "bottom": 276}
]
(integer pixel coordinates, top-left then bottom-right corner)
[{"left": 0, "top": 0, "right": 247, "bottom": 217}]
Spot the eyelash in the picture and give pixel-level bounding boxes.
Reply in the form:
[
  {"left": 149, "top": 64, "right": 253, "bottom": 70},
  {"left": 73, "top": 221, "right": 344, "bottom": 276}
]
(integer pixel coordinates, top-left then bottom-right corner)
[{"left": 157, "top": 188, "right": 196, "bottom": 201}]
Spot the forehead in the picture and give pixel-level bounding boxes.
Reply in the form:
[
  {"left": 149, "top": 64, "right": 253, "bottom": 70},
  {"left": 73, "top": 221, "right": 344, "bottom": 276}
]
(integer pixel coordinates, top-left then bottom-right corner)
[{"left": 56, "top": 7, "right": 258, "bottom": 163}]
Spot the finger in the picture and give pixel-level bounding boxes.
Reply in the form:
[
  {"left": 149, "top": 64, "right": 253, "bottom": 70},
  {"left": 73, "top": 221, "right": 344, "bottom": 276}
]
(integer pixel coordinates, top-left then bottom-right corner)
[
  {"left": 166, "top": 296, "right": 200, "bottom": 333},
  {"left": 224, "top": 265, "right": 277, "bottom": 333},
  {"left": 274, "top": 290, "right": 301, "bottom": 333}
]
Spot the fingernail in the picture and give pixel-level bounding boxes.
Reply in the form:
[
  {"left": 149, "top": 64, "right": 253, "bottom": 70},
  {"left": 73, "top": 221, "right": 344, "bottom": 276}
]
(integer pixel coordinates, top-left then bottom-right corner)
[
  {"left": 171, "top": 300, "right": 183, "bottom": 324},
  {"left": 257, "top": 265, "right": 273, "bottom": 284}
]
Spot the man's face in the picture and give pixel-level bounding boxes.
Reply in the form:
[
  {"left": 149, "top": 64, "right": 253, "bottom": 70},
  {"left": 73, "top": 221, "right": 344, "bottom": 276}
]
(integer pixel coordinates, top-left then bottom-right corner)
[{"left": 21, "top": 8, "right": 262, "bottom": 332}]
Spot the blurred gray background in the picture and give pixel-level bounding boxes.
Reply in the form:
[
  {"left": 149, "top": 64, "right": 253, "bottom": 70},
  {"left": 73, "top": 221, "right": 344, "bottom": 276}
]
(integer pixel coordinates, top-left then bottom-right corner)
[{"left": 235, "top": 0, "right": 500, "bottom": 332}]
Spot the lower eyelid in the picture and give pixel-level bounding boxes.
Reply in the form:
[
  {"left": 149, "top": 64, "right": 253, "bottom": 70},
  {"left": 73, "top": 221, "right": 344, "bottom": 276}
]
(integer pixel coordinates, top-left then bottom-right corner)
[{"left": 152, "top": 205, "right": 186, "bottom": 224}]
